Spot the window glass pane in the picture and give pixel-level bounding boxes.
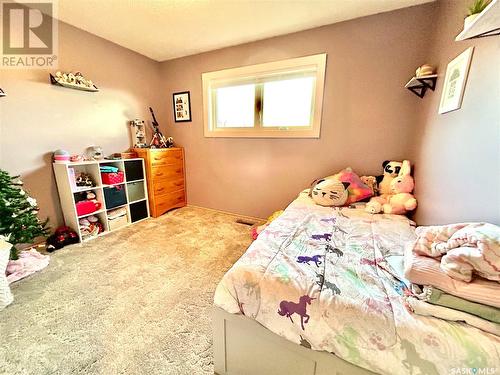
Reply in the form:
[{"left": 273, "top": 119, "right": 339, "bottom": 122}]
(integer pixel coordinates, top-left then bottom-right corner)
[
  {"left": 262, "top": 77, "right": 314, "bottom": 127},
  {"left": 215, "top": 84, "right": 255, "bottom": 128}
]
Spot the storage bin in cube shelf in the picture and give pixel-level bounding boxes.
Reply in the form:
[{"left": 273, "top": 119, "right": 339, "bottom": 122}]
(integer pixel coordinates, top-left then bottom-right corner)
[
  {"left": 104, "top": 186, "right": 127, "bottom": 209},
  {"left": 101, "top": 171, "right": 124, "bottom": 185},
  {"left": 107, "top": 207, "right": 128, "bottom": 231}
]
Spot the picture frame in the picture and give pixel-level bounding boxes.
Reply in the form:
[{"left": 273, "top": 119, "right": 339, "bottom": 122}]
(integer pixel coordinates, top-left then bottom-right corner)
[
  {"left": 438, "top": 47, "right": 474, "bottom": 114},
  {"left": 173, "top": 91, "right": 192, "bottom": 122}
]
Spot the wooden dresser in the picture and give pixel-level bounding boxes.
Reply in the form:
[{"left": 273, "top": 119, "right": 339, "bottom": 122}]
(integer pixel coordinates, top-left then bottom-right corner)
[{"left": 134, "top": 147, "right": 186, "bottom": 217}]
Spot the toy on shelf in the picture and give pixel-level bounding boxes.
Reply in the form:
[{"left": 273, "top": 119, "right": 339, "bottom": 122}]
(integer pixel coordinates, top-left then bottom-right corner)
[
  {"left": 53, "top": 149, "right": 70, "bottom": 163},
  {"left": 50, "top": 71, "right": 99, "bottom": 92},
  {"left": 86, "top": 146, "right": 103, "bottom": 161},
  {"left": 149, "top": 107, "right": 174, "bottom": 148},
  {"left": 130, "top": 119, "right": 147, "bottom": 148},
  {"left": 70, "top": 154, "right": 84, "bottom": 162},
  {"left": 75, "top": 172, "right": 94, "bottom": 188},
  {"left": 365, "top": 160, "right": 417, "bottom": 215},
  {"left": 79, "top": 215, "right": 104, "bottom": 240},
  {"left": 46, "top": 226, "right": 79, "bottom": 252}
]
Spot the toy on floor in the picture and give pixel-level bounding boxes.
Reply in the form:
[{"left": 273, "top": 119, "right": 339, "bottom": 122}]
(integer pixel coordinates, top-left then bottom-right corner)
[
  {"left": 251, "top": 210, "right": 284, "bottom": 240},
  {"left": 365, "top": 160, "right": 417, "bottom": 215},
  {"left": 376, "top": 160, "right": 403, "bottom": 195},
  {"left": 309, "top": 178, "right": 350, "bottom": 207},
  {"left": 46, "top": 226, "right": 79, "bottom": 251}
]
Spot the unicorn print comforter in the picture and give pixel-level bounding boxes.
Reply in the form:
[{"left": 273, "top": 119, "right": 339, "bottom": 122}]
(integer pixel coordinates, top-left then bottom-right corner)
[{"left": 214, "top": 192, "right": 500, "bottom": 374}]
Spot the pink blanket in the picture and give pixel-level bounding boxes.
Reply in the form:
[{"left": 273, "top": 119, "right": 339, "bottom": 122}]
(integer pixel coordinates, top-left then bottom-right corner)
[
  {"left": 404, "top": 245, "right": 500, "bottom": 308},
  {"left": 6, "top": 249, "right": 50, "bottom": 284},
  {"left": 413, "top": 223, "right": 500, "bottom": 282}
]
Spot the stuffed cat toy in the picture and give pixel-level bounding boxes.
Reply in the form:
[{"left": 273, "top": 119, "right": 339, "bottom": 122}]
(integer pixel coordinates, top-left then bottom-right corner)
[
  {"left": 365, "top": 160, "right": 417, "bottom": 215},
  {"left": 376, "top": 160, "right": 403, "bottom": 195},
  {"left": 310, "top": 178, "right": 350, "bottom": 207}
]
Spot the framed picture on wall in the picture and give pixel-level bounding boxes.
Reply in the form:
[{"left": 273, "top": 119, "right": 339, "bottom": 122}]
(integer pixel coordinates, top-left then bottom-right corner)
[
  {"left": 173, "top": 91, "right": 192, "bottom": 122},
  {"left": 438, "top": 47, "right": 474, "bottom": 114}
]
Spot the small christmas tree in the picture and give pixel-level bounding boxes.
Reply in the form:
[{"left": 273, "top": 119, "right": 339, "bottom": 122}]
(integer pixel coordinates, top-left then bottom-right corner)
[{"left": 0, "top": 169, "right": 49, "bottom": 260}]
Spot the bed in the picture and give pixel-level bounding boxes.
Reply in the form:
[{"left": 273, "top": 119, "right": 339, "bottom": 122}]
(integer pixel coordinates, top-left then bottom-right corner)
[{"left": 213, "top": 191, "right": 500, "bottom": 375}]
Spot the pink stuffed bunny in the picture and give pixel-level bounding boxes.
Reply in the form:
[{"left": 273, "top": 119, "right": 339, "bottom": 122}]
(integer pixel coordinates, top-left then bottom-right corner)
[{"left": 365, "top": 160, "right": 417, "bottom": 215}]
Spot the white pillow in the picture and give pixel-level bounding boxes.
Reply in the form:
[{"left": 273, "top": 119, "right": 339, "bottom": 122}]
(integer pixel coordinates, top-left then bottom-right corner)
[{"left": 0, "top": 239, "right": 14, "bottom": 310}]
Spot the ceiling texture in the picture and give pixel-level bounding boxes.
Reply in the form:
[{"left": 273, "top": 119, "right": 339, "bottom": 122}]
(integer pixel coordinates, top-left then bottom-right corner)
[{"left": 57, "top": 0, "right": 434, "bottom": 62}]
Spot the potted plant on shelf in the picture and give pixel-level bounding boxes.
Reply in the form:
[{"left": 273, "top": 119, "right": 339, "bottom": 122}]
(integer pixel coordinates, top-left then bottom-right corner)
[{"left": 465, "top": 0, "right": 491, "bottom": 28}]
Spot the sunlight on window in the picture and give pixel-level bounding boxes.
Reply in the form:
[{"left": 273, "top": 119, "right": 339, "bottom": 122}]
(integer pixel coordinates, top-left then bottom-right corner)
[
  {"left": 262, "top": 77, "right": 314, "bottom": 127},
  {"left": 215, "top": 84, "right": 255, "bottom": 128}
]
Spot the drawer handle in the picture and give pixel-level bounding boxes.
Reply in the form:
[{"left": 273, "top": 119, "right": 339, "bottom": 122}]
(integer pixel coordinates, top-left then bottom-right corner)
[
  {"left": 154, "top": 157, "right": 162, "bottom": 160},
  {"left": 157, "top": 187, "right": 165, "bottom": 192},
  {"left": 174, "top": 182, "right": 182, "bottom": 186},
  {"left": 156, "top": 173, "right": 163, "bottom": 177}
]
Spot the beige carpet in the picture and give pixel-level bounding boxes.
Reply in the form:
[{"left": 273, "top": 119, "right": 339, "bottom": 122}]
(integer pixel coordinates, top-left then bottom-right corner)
[{"left": 0, "top": 207, "right": 254, "bottom": 375}]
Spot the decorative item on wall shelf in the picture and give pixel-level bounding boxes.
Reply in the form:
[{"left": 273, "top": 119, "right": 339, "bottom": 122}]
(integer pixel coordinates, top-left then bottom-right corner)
[
  {"left": 456, "top": 0, "right": 499, "bottom": 40},
  {"left": 50, "top": 71, "right": 99, "bottom": 92},
  {"left": 173, "top": 91, "right": 192, "bottom": 122},
  {"left": 0, "top": 88, "right": 5, "bottom": 97},
  {"left": 405, "top": 64, "right": 437, "bottom": 98},
  {"left": 439, "top": 47, "right": 474, "bottom": 114}
]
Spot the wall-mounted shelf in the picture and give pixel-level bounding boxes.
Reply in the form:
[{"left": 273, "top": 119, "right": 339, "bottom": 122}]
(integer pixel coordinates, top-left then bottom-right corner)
[
  {"left": 456, "top": 0, "right": 500, "bottom": 40},
  {"left": 405, "top": 74, "right": 438, "bottom": 98},
  {"left": 50, "top": 74, "right": 99, "bottom": 92},
  {"left": 0, "top": 88, "right": 5, "bottom": 97}
]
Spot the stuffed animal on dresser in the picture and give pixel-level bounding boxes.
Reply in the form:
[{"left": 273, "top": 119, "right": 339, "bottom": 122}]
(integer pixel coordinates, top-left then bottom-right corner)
[
  {"left": 365, "top": 160, "right": 417, "bottom": 215},
  {"left": 376, "top": 160, "right": 403, "bottom": 195},
  {"left": 310, "top": 178, "right": 350, "bottom": 207}
]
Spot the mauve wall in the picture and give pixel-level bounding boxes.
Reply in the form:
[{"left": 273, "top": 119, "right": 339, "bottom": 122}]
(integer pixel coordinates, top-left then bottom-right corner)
[
  {"left": 0, "top": 22, "right": 160, "bottom": 226},
  {"left": 411, "top": 0, "right": 500, "bottom": 225},
  {"left": 157, "top": 4, "right": 437, "bottom": 218}
]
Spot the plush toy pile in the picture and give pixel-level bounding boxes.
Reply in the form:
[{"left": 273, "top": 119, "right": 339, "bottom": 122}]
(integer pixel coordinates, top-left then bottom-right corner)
[
  {"left": 79, "top": 215, "right": 104, "bottom": 241},
  {"left": 365, "top": 160, "right": 417, "bottom": 215},
  {"left": 308, "top": 160, "right": 417, "bottom": 215}
]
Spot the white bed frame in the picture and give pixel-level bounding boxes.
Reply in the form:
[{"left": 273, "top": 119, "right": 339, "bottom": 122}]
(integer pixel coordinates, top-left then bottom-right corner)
[{"left": 213, "top": 306, "right": 375, "bottom": 375}]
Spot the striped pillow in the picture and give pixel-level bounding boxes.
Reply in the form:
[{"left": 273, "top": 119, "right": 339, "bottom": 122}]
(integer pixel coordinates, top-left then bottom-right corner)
[{"left": 404, "top": 245, "right": 500, "bottom": 308}]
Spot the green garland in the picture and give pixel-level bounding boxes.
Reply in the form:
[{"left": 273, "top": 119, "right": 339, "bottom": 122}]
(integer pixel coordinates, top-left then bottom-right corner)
[{"left": 0, "top": 169, "right": 49, "bottom": 259}]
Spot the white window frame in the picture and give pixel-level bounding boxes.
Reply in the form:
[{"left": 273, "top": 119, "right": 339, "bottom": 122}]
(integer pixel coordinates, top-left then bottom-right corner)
[{"left": 202, "top": 53, "right": 327, "bottom": 138}]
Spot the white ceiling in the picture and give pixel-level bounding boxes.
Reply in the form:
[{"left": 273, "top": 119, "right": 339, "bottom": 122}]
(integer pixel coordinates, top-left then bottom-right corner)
[{"left": 57, "top": 0, "right": 434, "bottom": 62}]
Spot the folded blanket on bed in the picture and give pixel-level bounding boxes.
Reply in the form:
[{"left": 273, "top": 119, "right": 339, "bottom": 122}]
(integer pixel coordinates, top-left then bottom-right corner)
[
  {"left": 404, "top": 245, "right": 500, "bottom": 308},
  {"left": 413, "top": 223, "right": 500, "bottom": 282},
  {"left": 406, "top": 297, "right": 500, "bottom": 336},
  {"left": 411, "top": 285, "right": 500, "bottom": 323}
]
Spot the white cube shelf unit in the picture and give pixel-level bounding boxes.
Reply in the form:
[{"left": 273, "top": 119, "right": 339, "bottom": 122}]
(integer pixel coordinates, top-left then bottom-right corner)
[{"left": 53, "top": 158, "right": 150, "bottom": 243}]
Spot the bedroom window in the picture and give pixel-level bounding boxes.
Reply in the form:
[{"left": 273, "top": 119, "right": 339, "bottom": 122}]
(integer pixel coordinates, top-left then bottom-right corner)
[{"left": 202, "top": 53, "right": 327, "bottom": 138}]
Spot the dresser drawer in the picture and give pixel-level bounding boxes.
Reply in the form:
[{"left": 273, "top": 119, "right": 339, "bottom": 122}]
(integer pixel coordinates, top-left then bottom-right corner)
[
  {"left": 155, "top": 189, "right": 185, "bottom": 212},
  {"left": 151, "top": 165, "right": 184, "bottom": 182},
  {"left": 153, "top": 178, "right": 184, "bottom": 195},
  {"left": 150, "top": 149, "right": 183, "bottom": 167}
]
